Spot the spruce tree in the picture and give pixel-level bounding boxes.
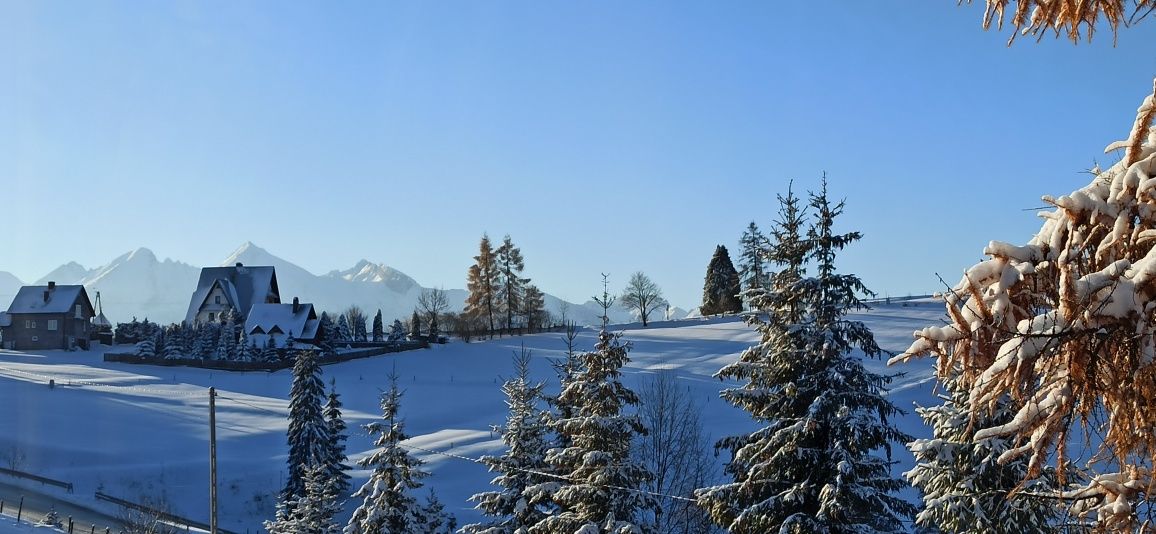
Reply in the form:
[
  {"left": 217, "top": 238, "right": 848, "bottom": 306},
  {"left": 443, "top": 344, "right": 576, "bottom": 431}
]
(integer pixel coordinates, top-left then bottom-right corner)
[
  {"left": 236, "top": 330, "right": 253, "bottom": 362},
  {"left": 372, "top": 310, "right": 384, "bottom": 342},
  {"left": 388, "top": 319, "right": 406, "bottom": 342},
  {"left": 282, "top": 350, "right": 331, "bottom": 511},
  {"left": 465, "top": 234, "right": 500, "bottom": 337},
  {"left": 345, "top": 373, "right": 429, "bottom": 534},
  {"left": 522, "top": 285, "right": 546, "bottom": 333},
  {"left": 137, "top": 334, "right": 157, "bottom": 358},
  {"left": 700, "top": 245, "right": 742, "bottom": 316},
  {"left": 906, "top": 375, "right": 1062, "bottom": 533},
  {"left": 495, "top": 235, "right": 529, "bottom": 331},
  {"left": 323, "top": 379, "right": 352, "bottom": 497},
  {"left": 266, "top": 463, "right": 343, "bottom": 534},
  {"left": 464, "top": 348, "right": 552, "bottom": 533},
  {"left": 737, "top": 221, "right": 770, "bottom": 305},
  {"left": 336, "top": 314, "right": 352, "bottom": 343},
  {"left": 317, "top": 312, "right": 338, "bottom": 356},
  {"left": 529, "top": 330, "right": 655, "bottom": 534},
  {"left": 411, "top": 310, "right": 422, "bottom": 340},
  {"left": 697, "top": 179, "right": 915, "bottom": 533},
  {"left": 417, "top": 489, "right": 457, "bottom": 534}
]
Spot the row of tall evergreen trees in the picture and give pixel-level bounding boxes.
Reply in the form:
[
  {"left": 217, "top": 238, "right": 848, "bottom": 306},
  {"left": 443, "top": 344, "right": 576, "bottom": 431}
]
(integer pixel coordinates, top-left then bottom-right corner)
[{"left": 464, "top": 234, "right": 549, "bottom": 336}]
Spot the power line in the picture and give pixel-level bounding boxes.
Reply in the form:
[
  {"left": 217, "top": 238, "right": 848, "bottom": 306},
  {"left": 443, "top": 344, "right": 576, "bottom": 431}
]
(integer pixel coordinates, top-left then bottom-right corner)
[
  {"left": 397, "top": 442, "right": 698, "bottom": 504},
  {"left": 215, "top": 394, "right": 284, "bottom": 417}
]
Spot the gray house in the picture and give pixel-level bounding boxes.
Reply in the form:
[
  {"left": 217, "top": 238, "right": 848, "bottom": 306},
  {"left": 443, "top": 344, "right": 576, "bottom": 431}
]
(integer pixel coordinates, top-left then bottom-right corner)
[
  {"left": 185, "top": 263, "right": 280, "bottom": 325},
  {"left": 0, "top": 282, "right": 95, "bottom": 350}
]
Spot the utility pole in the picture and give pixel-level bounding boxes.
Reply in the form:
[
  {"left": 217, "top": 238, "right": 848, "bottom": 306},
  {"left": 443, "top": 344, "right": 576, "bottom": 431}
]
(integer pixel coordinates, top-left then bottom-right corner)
[{"left": 208, "top": 387, "right": 218, "bottom": 534}]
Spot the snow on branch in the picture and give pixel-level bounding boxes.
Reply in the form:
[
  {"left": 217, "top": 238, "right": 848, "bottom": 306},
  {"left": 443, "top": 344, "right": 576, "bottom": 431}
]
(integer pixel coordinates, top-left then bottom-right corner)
[{"left": 891, "top": 78, "right": 1156, "bottom": 528}]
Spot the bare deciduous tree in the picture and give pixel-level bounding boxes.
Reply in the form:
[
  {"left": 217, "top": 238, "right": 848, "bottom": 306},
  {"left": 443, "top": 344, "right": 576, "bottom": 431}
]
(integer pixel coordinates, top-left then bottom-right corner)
[
  {"left": 620, "top": 272, "right": 667, "bottom": 327},
  {"left": 117, "top": 495, "right": 181, "bottom": 534},
  {"left": 635, "top": 372, "right": 718, "bottom": 534},
  {"left": 418, "top": 287, "right": 449, "bottom": 330},
  {"left": 343, "top": 306, "right": 368, "bottom": 342}
]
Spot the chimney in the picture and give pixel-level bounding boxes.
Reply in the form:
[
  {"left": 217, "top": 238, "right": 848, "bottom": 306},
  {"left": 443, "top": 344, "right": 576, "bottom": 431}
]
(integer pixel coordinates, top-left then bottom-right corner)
[
  {"left": 292, "top": 297, "right": 300, "bottom": 314},
  {"left": 235, "top": 262, "right": 243, "bottom": 268},
  {"left": 48, "top": 281, "right": 56, "bottom": 291}
]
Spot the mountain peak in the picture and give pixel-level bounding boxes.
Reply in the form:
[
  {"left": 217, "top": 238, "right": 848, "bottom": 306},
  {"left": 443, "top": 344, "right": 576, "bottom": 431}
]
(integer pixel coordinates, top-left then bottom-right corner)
[{"left": 127, "top": 247, "right": 157, "bottom": 262}]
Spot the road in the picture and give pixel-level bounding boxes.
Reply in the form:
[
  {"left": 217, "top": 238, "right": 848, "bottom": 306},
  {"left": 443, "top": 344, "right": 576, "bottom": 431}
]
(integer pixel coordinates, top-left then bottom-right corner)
[{"left": 0, "top": 480, "right": 124, "bottom": 533}]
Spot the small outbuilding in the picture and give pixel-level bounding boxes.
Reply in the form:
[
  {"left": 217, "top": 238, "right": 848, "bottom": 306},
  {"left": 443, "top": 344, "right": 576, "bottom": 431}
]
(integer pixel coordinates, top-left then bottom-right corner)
[
  {"left": 244, "top": 297, "right": 320, "bottom": 349},
  {"left": 0, "top": 282, "right": 95, "bottom": 350}
]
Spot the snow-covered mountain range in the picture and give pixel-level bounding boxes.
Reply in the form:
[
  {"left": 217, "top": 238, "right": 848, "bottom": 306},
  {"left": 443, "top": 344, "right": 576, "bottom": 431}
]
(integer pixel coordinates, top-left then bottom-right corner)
[{"left": 1, "top": 242, "right": 688, "bottom": 326}]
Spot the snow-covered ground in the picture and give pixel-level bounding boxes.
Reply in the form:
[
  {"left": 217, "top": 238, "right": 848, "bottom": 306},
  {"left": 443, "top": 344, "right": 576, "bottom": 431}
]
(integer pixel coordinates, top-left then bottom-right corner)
[{"left": 0, "top": 301, "right": 949, "bottom": 532}]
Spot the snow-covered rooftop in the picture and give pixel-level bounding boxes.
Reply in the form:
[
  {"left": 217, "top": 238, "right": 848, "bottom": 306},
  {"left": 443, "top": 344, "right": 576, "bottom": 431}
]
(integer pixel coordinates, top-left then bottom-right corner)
[{"left": 4, "top": 284, "right": 91, "bottom": 315}]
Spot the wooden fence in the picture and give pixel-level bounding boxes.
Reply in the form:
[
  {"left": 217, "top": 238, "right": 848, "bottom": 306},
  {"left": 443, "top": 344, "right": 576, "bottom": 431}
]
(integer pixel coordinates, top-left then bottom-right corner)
[
  {"left": 0, "top": 466, "right": 73, "bottom": 493},
  {"left": 94, "top": 491, "right": 238, "bottom": 534},
  {"left": 103, "top": 340, "right": 429, "bottom": 371}
]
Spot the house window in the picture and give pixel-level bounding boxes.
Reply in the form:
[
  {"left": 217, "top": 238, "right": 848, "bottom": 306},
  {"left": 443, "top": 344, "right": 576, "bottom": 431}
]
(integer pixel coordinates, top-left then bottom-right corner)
[
  {"left": 25, "top": 320, "right": 37, "bottom": 329},
  {"left": 208, "top": 312, "right": 216, "bottom": 321},
  {"left": 75, "top": 304, "right": 82, "bottom": 318},
  {"left": 47, "top": 320, "right": 58, "bottom": 331},
  {"left": 215, "top": 296, "right": 222, "bottom": 305}
]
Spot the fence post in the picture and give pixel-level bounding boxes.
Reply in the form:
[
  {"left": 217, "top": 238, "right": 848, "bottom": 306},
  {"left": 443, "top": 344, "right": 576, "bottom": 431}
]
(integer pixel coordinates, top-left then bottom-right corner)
[
  {"left": 1, "top": 499, "right": 4, "bottom": 514},
  {"left": 90, "top": 524, "right": 95, "bottom": 534},
  {"left": 17, "top": 496, "right": 23, "bottom": 522},
  {"left": 69, "top": 516, "right": 74, "bottom": 534}
]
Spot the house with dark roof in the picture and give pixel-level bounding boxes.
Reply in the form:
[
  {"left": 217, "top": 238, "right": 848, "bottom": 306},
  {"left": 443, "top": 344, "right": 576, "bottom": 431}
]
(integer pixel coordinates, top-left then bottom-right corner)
[
  {"left": 185, "top": 263, "right": 280, "bottom": 324},
  {"left": 0, "top": 282, "right": 95, "bottom": 350},
  {"left": 244, "top": 297, "right": 320, "bottom": 348}
]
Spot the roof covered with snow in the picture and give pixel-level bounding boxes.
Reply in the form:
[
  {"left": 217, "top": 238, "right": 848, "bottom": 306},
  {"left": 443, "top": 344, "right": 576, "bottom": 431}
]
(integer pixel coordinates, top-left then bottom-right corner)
[
  {"left": 4, "top": 284, "right": 93, "bottom": 316},
  {"left": 244, "top": 301, "right": 318, "bottom": 341},
  {"left": 185, "top": 265, "right": 279, "bottom": 323}
]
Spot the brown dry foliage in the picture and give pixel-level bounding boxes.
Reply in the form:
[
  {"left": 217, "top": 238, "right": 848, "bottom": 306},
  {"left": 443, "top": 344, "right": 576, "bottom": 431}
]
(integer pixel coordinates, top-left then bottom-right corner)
[
  {"left": 965, "top": 0, "right": 1155, "bottom": 44},
  {"left": 894, "top": 79, "right": 1156, "bottom": 529}
]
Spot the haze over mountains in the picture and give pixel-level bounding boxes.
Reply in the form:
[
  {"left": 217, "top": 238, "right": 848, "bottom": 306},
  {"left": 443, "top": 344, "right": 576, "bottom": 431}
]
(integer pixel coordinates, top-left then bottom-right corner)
[{"left": 0, "top": 242, "right": 688, "bottom": 326}]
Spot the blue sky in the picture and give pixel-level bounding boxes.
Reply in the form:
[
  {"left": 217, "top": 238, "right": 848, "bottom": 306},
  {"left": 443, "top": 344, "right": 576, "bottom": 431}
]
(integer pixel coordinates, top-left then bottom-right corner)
[{"left": 2, "top": 1, "right": 1154, "bottom": 308}]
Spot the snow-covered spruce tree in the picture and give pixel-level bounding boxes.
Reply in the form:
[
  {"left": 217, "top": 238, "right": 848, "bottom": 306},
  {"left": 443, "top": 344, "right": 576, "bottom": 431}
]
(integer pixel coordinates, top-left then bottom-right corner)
[
  {"left": 215, "top": 319, "right": 236, "bottom": 361},
  {"left": 891, "top": 81, "right": 1156, "bottom": 530},
  {"left": 697, "top": 179, "right": 915, "bottom": 533},
  {"left": 281, "top": 350, "right": 331, "bottom": 512},
  {"left": 345, "top": 372, "right": 430, "bottom": 534},
  {"left": 416, "top": 489, "right": 457, "bottom": 534},
  {"left": 236, "top": 330, "right": 254, "bottom": 362},
  {"left": 737, "top": 221, "right": 770, "bottom": 307},
  {"left": 528, "top": 329, "right": 655, "bottom": 534},
  {"left": 323, "top": 378, "right": 351, "bottom": 497},
  {"left": 336, "top": 314, "right": 352, "bottom": 343},
  {"left": 388, "top": 319, "right": 407, "bottom": 343},
  {"left": 266, "top": 463, "right": 343, "bottom": 534},
  {"left": 700, "top": 245, "right": 743, "bottom": 316},
  {"left": 906, "top": 374, "right": 1062, "bottom": 534},
  {"left": 137, "top": 333, "right": 157, "bottom": 358},
  {"left": 463, "top": 347, "right": 552, "bottom": 533},
  {"left": 372, "top": 309, "right": 384, "bottom": 342}
]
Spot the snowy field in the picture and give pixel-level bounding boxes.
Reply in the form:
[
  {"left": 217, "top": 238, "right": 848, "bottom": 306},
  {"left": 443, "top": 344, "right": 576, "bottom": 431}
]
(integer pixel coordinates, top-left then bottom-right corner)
[{"left": 0, "top": 302, "right": 949, "bottom": 532}]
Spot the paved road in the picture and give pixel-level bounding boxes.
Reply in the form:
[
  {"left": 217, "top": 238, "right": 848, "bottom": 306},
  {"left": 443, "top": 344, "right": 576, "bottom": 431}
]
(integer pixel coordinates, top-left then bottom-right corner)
[{"left": 0, "top": 480, "right": 124, "bottom": 533}]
